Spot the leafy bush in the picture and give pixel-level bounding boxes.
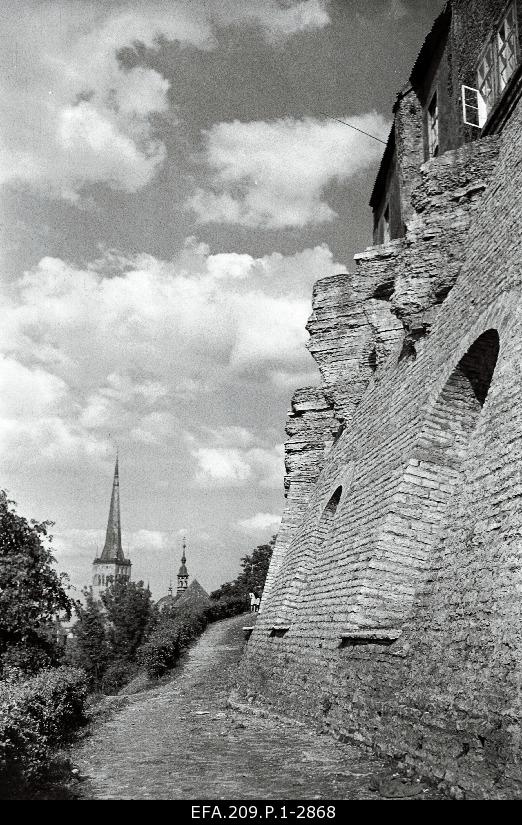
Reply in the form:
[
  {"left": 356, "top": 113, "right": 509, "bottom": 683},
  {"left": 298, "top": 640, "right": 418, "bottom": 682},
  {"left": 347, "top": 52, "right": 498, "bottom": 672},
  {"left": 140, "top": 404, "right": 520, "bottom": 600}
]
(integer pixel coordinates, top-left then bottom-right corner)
[
  {"left": 138, "top": 604, "right": 210, "bottom": 679},
  {"left": 0, "top": 667, "right": 87, "bottom": 791},
  {"left": 205, "top": 594, "right": 249, "bottom": 621},
  {"left": 101, "top": 659, "right": 138, "bottom": 695},
  {"left": 1, "top": 644, "right": 56, "bottom": 677}
]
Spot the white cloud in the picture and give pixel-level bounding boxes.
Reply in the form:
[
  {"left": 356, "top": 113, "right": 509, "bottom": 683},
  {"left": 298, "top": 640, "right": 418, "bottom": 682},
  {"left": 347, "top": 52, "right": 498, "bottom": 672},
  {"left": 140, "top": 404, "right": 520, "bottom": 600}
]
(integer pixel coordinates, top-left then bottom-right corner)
[
  {"left": 236, "top": 512, "right": 281, "bottom": 534},
  {"left": 0, "top": 354, "right": 109, "bottom": 470},
  {"left": 192, "top": 445, "right": 284, "bottom": 489},
  {"left": 0, "top": 5, "right": 188, "bottom": 199},
  {"left": 188, "top": 114, "right": 389, "bottom": 228},
  {"left": 210, "top": 0, "right": 330, "bottom": 41},
  {"left": 193, "top": 448, "right": 254, "bottom": 486},
  {"left": 230, "top": 292, "right": 311, "bottom": 370},
  {"left": 0, "top": 1, "right": 330, "bottom": 200},
  {"left": 200, "top": 426, "right": 257, "bottom": 449},
  {"left": 0, "top": 417, "right": 109, "bottom": 471},
  {"left": 0, "top": 356, "right": 67, "bottom": 418},
  {"left": 270, "top": 368, "right": 321, "bottom": 389},
  {"left": 188, "top": 430, "right": 284, "bottom": 489},
  {"left": 0, "top": 240, "right": 343, "bottom": 469}
]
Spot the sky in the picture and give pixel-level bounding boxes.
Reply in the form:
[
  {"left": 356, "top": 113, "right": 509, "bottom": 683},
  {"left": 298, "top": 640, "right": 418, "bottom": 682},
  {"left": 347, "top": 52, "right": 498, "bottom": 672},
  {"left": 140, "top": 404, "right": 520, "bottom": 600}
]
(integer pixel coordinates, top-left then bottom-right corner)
[{"left": 0, "top": 0, "right": 443, "bottom": 599}]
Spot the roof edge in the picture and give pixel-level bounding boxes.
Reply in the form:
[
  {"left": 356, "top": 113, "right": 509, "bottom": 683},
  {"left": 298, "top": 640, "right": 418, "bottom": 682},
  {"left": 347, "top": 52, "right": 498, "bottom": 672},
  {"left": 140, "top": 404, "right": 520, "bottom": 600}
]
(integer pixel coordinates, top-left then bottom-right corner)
[
  {"left": 369, "top": 126, "right": 396, "bottom": 209},
  {"left": 410, "top": 2, "right": 452, "bottom": 92}
]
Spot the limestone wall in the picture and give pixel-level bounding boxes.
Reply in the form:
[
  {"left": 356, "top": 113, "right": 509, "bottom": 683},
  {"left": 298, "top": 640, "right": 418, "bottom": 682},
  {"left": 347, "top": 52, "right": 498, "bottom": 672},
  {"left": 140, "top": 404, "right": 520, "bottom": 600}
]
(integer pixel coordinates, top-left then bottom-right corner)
[{"left": 241, "top": 68, "right": 522, "bottom": 799}]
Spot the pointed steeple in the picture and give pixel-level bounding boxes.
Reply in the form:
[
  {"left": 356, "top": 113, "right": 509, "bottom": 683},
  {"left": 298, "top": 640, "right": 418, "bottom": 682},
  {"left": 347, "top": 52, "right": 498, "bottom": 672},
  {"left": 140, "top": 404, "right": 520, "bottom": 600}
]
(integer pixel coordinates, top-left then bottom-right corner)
[
  {"left": 177, "top": 537, "right": 189, "bottom": 596},
  {"left": 100, "top": 456, "right": 126, "bottom": 562},
  {"left": 179, "top": 538, "right": 187, "bottom": 572}
]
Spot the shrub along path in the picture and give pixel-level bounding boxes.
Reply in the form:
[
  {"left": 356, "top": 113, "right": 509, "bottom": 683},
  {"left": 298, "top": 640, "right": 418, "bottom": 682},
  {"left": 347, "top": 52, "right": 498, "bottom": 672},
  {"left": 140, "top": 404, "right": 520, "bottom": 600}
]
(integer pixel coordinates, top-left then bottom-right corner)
[{"left": 72, "top": 615, "right": 432, "bottom": 800}]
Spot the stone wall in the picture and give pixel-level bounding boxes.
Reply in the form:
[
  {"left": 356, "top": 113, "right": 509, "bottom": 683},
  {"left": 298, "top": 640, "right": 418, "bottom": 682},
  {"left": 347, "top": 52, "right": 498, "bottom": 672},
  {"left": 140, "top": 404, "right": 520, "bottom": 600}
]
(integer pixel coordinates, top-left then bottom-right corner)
[{"left": 240, "top": 31, "right": 522, "bottom": 799}]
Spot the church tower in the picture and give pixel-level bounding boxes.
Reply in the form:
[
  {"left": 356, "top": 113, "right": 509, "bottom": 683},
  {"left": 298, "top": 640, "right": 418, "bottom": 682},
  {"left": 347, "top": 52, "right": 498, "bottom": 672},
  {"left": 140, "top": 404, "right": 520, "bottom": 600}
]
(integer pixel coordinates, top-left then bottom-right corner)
[
  {"left": 177, "top": 538, "right": 189, "bottom": 597},
  {"left": 92, "top": 456, "right": 131, "bottom": 599}
]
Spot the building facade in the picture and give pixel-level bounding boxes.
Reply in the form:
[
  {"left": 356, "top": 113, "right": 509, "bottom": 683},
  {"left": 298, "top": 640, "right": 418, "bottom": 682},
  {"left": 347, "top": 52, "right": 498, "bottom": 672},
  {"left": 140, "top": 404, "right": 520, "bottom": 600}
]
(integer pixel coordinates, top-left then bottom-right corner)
[
  {"left": 240, "top": 0, "right": 522, "bottom": 798},
  {"left": 92, "top": 457, "right": 131, "bottom": 599}
]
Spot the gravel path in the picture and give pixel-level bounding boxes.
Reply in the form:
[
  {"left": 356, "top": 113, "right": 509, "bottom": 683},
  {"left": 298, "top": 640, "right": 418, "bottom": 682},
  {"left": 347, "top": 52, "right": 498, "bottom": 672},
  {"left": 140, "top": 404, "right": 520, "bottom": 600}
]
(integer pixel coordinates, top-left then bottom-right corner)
[{"left": 72, "top": 616, "right": 415, "bottom": 800}]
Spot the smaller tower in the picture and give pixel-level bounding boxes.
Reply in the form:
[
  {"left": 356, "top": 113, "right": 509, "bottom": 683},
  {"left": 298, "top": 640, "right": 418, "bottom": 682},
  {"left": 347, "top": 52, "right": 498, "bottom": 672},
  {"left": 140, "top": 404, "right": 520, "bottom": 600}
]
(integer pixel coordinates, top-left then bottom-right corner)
[{"left": 177, "top": 538, "right": 189, "bottom": 597}]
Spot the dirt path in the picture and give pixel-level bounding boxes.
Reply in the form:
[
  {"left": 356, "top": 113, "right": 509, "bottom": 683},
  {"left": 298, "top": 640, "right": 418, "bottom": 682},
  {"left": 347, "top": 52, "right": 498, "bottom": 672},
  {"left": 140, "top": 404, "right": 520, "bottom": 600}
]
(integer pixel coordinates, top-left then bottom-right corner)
[{"left": 71, "top": 616, "right": 411, "bottom": 800}]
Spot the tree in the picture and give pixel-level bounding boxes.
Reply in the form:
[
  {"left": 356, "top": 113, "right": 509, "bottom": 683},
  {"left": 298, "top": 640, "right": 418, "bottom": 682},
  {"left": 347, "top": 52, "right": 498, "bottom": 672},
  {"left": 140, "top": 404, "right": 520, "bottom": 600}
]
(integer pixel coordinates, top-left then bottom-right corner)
[
  {"left": 237, "top": 536, "right": 276, "bottom": 595},
  {"left": 0, "top": 491, "right": 73, "bottom": 674},
  {"left": 210, "top": 535, "right": 276, "bottom": 610},
  {"left": 101, "top": 579, "right": 156, "bottom": 662},
  {"left": 67, "top": 590, "right": 110, "bottom": 690}
]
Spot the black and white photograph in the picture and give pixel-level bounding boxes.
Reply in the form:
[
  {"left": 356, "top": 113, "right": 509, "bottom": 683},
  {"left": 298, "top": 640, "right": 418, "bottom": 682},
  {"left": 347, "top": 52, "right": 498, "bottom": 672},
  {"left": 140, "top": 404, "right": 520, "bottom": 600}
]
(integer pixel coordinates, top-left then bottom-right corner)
[{"left": 1, "top": 0, "right": 521, "bottom": 804}]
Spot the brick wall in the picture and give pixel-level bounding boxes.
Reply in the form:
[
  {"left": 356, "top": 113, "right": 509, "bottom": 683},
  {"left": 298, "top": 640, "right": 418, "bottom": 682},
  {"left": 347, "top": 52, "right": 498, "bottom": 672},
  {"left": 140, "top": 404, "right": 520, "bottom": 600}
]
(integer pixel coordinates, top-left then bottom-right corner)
[{"left": 240, "top": 50, "right": 522, "bottom": 800}]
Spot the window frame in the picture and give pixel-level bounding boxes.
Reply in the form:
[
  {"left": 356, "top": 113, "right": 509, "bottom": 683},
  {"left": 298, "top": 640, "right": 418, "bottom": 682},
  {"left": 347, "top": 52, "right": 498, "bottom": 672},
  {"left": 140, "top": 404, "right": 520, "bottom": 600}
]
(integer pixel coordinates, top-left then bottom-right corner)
[
  {"left": 462, "top": 85, "right": 488, "bottom": 128},
  {"left": 427, "top": 91, "right": 440, "bottom": 157},
  {"left": 382, "top": 204, "right": 391, "bottom": 243},
  {"left": 475, "top": 1, "right": 519, "bottom": 119},
  {"left": 497, "top": 2, "right": 519, "bottom": 90},
  {"left": 477, "top": 40, "right": 497, "bottom": 112}
]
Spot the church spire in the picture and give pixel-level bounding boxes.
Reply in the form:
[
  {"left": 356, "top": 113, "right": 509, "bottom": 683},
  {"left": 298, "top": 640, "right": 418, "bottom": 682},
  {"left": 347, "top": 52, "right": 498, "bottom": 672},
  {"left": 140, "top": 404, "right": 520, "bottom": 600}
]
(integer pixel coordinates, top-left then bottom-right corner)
[
  {"left": 100, "top": 455, "right": 125, "bottom": 562},
  {"left": 92, "top": 454, "right": 131, "bottom": 598},
  {"left": 177, "top": 537, "right": 189, "bottom": 596}
]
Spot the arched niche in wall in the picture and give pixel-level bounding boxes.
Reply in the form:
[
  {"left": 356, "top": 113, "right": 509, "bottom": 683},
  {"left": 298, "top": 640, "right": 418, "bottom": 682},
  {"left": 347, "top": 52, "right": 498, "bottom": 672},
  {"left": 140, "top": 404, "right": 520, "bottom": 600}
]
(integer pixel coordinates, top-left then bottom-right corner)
[
  {"left": 369, "top": 329, "right": 500, "bottom": 626},
  {"left": 318, "top": 486, "right": 343, "bottom": 540},
  {"left": 274, "top": 464, "right": 355, "bottom": 625}
]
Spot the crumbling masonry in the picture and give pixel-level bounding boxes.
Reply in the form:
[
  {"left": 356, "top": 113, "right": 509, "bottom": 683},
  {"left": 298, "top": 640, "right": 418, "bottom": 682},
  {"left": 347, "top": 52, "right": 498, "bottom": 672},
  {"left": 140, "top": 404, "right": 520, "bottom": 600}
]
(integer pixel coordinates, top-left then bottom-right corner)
[{"left": 240, "top": 0, "right": 522, "bottom": 798}]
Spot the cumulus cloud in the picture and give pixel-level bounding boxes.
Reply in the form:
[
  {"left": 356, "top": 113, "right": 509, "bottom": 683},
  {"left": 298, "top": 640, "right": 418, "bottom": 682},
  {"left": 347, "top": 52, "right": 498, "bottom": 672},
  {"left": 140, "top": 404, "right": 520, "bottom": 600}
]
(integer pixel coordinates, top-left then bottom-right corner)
[
  {"left": 189, "top": 431, "right": 284, "bottom": 489},
  {"left": 0, "top": 240, "right": 343, "bottom": 470},
  {"left": 0, "top": 354, "right": 108, "bottom": 470},
  {"left": 188, "top": 114, "right": 389, "bottom": 228},
  {"left": 0, "top": 1, "right": 330, "bottom": 200},
  {"left": 236, "top": 512, "right": 282, "bottom": 534}
]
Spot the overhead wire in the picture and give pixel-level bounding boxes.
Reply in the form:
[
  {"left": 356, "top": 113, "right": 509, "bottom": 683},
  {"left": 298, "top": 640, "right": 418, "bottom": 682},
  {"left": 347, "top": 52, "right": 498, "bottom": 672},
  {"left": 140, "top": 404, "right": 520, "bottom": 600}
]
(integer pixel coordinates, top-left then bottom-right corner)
[{"left": 317, "top": 111, "right": 388, "bottom": 144}]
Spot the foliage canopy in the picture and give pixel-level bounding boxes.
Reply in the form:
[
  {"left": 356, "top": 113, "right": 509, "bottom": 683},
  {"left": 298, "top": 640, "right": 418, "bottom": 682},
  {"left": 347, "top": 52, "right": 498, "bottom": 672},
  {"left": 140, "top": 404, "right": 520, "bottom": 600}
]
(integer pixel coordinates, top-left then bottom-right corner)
[{"left": 0, "top": 491, "right": 72, "bottom": 674}]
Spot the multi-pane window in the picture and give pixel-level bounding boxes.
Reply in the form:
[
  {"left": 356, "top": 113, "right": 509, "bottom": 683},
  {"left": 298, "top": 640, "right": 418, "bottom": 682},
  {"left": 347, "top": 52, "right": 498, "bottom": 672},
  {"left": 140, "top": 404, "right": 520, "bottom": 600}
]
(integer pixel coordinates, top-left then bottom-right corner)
[
  {"left": 476, "top": 2, "right": 519, "bottom": 119},
  {"left": 498, "top": 3, "right": 518, "bottom": 89},
  {"left": 427, "top": 93, "right": 439, "bottom": 157},
  {"left": 478, "top": 42, "right": 496, "bottom": 111}
]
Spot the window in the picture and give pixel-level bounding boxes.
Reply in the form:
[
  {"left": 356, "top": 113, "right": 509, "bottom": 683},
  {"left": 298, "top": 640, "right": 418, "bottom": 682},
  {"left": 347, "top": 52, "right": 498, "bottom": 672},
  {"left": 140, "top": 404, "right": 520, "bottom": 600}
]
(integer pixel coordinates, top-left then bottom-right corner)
[
  {"left": 427, "top": 93, "right": 439, "bottom": 157},
  {"left": 476, "top": 2, "right": 519, "bottom": 119},
  {"left": 498, "top": 3, "right": 518, "bottom": 89},
  {"left": 383, "top": 206, "right": 390, "bottom": 243},
  {"left": 478, "top": 42, "right": 496, "bottom": 111},
  {"left": 462, "top": 85, "right": 488, "bottom": 128}
]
